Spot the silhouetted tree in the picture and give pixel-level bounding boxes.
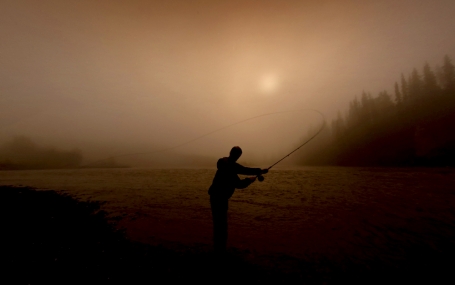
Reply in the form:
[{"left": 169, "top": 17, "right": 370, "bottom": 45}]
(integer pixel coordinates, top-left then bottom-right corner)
[
  {"left": 441, "top": 55, "right": 455, "bottom": 92},
  {"left": 347, "top": 96, "right": 361, "bottom": 128},
  {"left": 408, "top": 68, "right": 423, "bottom": 100},
  {"left": 394, "top": 82, "right": 402, "bottom": 104},
  {"left": 422, "top": 62, "right": 439, "bottom": 97},
  {"left": 331, "top": 111, "right": 345, "bottom": 139},
  {"left": 401, "top": 74, "right": 409, "bottom": 102},
  {"left": 298, "top": 54, "right": 455, "bottom": 167},
  {"left": 360, "top": 91, "right": 374, "bottom": 123},
  {"left": 0, "top": 136, "right": 83, "bottom": 169},
  {"left": 376, "top": 90, "right": 394, "bottom": 112}
]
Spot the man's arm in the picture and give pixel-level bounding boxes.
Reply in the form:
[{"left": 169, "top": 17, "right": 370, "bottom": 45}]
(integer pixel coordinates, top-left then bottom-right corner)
[
  {"left": 235, "top": 177, "right": 256, "bottom": 189},
  {"left": 235, "top": 163, "right": 268, "bottom": 176},
  {"left": 235, "top": 163, "right": 261, "bottom": 175}
]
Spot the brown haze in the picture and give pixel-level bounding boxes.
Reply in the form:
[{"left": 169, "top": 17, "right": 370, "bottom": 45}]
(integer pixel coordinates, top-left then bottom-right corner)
[{"left": 1, "top": 0, "right": 455, "bottom": 167}]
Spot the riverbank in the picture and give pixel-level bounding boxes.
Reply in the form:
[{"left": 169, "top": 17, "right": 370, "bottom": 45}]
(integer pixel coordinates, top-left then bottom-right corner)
[{"left": 1, "top": 186, "right": 304, "bottom": 284}]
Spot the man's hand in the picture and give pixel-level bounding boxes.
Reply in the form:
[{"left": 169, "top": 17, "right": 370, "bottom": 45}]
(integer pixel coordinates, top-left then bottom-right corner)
[
  {"left": 248, "top": 176, "right": 257, "bottom": 182},
  {"left": 261, "top": 169, "right": 268, "bottom": 174}
]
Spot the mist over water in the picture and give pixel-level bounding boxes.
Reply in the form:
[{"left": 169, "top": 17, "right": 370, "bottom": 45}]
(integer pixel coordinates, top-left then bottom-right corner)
[
  {"left": 3, "top": 3, "right": 455, "bottom": 282},
  {"left": 1, "top": 0, "right": 455, "bottom": 168}
]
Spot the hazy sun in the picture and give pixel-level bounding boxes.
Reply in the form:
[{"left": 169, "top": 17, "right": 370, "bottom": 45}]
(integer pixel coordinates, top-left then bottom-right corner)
[{"left": 259, "top": 73, "right": 279, "bottom": 94}]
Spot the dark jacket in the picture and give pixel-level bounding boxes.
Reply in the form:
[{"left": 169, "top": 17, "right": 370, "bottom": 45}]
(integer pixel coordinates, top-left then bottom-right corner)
[{"left": 208, "top": 157, "right": 262, "bottom": 199}]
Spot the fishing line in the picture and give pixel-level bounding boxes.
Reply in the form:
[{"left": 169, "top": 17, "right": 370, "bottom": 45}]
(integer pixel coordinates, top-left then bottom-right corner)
[
  {"left": 82, "top": 108, "right": 326, "bottom": 168},
  {"left": 256, "top": 109, "right": 326, "bottom": 181}
]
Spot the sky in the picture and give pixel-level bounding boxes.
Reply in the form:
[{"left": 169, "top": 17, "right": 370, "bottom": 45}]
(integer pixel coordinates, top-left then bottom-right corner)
[{"left": 1, "top": 0, "right": 455, "bottom": 165}]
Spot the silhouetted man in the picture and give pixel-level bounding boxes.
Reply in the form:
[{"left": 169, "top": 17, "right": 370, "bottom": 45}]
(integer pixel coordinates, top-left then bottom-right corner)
[{"left": 208, "top": 146, "right": 268, "bottom": 254}]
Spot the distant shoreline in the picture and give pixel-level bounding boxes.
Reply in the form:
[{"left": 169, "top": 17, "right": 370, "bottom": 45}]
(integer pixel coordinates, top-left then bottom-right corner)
[{"left": 0, "top": 164, "right": 130, "bottom": 171}]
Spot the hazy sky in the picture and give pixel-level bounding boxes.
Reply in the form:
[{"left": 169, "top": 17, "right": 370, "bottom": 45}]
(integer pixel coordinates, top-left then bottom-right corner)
[{"left": 1, "top": 0, "right": 455, "bottom": 163}]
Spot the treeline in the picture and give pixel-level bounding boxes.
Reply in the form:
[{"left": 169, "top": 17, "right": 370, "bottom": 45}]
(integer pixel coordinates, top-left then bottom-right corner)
[
  {"left": 0, "top": 136, "right": 83, "bottom": 170},
  {"left": 300, "top": 55, "right": 455, "bottom": 167}
]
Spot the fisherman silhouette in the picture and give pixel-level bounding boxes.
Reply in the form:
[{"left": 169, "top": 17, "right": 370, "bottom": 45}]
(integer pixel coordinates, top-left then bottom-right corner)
[{"left": 208, "top": 146, "right": 268, "bottom": 254}]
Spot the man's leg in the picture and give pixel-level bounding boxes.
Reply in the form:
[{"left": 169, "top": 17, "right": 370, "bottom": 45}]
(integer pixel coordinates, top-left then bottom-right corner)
[{"left": 210, "top": 196, "right": 228, "bottom": 254}]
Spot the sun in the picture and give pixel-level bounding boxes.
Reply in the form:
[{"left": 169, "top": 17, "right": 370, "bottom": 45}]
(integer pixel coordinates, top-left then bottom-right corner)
[{"left": 258, "top": 73, "right": 279, "bottom": 94}]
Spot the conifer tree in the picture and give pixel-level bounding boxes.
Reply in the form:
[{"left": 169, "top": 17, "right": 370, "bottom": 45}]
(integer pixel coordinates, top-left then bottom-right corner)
[
  {"left": 377, "top": 90, "right": 393, "bottom": 111},
  {"left": 394, "top": 82, "right": 402, "bottom": 104},
  {"left": 331, "top": 111, "right": 345, "bottom": 139},
  {"left": 441, "top": 55, "right": 455, "bottom": 92},
  {"left": 422, "top": 62, "right": 439, "bottom": 96},
  {"left": 400, "top": 74, "right": 408, "bottom": 102},
  {"left": 408, "top": 68, "right": 422, "bottom": 100},
  {"left": 299, "top": 54, "right": 455, "bottom": 167},
  {"left": 360, "top": 91, "right": 371, "bottom": 123},
  {"left": 348, "top": 96, "right": 361, "bottom": 128}
]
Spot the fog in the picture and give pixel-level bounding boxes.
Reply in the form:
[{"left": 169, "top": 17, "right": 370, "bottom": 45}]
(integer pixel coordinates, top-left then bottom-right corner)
[{"left": 1, "top": 0, "right": 455, "bottom": 167}]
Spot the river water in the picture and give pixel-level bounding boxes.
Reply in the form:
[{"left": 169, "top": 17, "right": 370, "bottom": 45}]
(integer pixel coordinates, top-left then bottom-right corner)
[{"left": 1, "top": 166, "right": 455, "bottom": 269}]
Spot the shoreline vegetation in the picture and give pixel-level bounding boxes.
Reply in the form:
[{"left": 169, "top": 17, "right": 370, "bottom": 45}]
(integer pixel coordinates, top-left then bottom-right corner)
[
  {"left": 299, "top": 55, "right": 455, "bottom": 167},
  {"left": 2, "top": 185, "right": 454, "bottom": 284},
  {"left": 0, "top": 136, "right": 128, "bottom": 170},
  {"left": 0, "top": 163, "right": 129, "bottom": 171}
]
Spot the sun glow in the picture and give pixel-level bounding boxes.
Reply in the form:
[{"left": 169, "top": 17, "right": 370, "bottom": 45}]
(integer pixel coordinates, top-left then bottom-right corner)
[{"left": 258, "top": 73, "right": 279, "bottom": 94}]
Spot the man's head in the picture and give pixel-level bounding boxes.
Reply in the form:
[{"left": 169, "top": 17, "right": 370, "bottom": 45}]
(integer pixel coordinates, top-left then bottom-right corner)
[{"left": 229, "top": 146, "right": 242, "bottom": 161}]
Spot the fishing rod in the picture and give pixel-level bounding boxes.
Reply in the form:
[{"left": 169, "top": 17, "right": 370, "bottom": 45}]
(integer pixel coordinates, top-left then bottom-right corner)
[
  {"left": 256, "top": 109, "right": 326, "bottom": 182},
  {"left": 83, "top": 108, "right": 326, "bottom": 168}
]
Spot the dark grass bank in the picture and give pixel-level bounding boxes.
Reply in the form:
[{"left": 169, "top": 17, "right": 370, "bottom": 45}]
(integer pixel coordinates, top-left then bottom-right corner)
[{"left": 0, "top": 186, "right": 299, "bottom": 284}]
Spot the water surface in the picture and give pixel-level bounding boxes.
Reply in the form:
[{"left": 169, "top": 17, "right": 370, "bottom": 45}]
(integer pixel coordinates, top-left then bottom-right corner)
[{"left": 2, "top": 166, "right": 455, "bottom": 266}]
